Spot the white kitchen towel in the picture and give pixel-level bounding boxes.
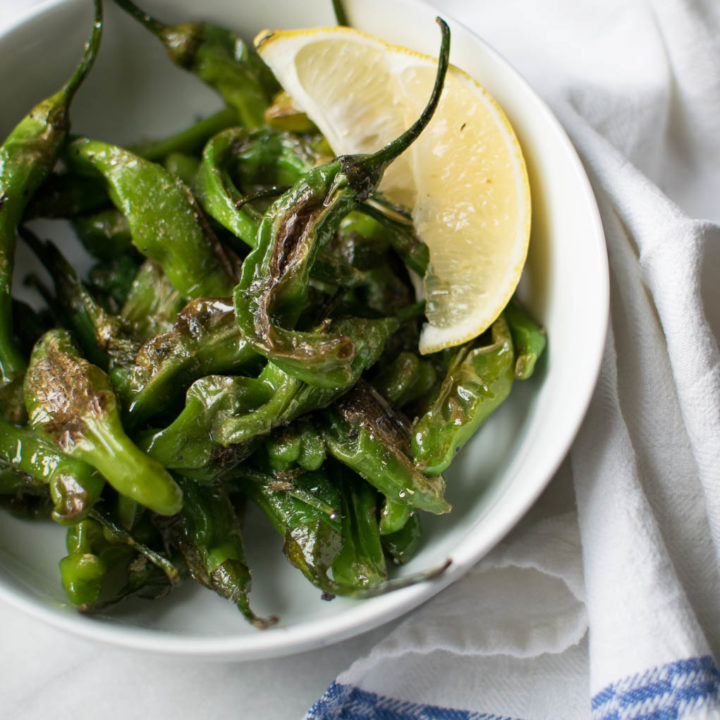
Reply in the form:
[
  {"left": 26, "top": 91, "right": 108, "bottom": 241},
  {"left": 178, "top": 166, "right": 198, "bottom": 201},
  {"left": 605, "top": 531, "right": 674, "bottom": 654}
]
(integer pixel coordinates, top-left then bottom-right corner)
[{"left": 306, "top": 0, "right": 720, "bottom": 717}]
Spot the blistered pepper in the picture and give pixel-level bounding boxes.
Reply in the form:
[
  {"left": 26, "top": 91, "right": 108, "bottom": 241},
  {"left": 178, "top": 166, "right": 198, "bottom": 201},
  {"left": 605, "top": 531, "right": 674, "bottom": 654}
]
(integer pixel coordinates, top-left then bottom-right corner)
[
  {"left": 66, "top": 138, "right": 236, "bottom": 301},
  {"left": 412, "top": 316, "right": 515, "bottom": 475},
  {"left": 25, "top": 329, "right": 183, "bottom": 516},
  {"left": 505, "top": 297, "right": 547, "bottom": 379},
  {"left": 141, "top": 316, "right": 398, "bottom": 470},
  {"left": 0, "top": 0, "right": 102, "bottom": 388},
  {"left": 233, "top": 19, "right": 450, "bottom": 388},
  {"left": 164, "top": 477, "right": 274, "bottom": 627},
  {"left": 113, "top": 0, "right": 277, "bottom": 128},
  {"left": 0, "top": 420, "right": 104, "bottom": 523},
  {"left": 321, "top": 382, "right": 450, "bottom": 516}
]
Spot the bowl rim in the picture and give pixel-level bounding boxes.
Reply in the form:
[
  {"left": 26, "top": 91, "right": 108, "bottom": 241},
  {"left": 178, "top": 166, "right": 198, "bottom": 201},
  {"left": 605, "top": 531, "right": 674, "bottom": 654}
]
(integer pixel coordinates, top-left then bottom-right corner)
[{"left": 0, "top": 0, "right": 609, "bottom": 659}]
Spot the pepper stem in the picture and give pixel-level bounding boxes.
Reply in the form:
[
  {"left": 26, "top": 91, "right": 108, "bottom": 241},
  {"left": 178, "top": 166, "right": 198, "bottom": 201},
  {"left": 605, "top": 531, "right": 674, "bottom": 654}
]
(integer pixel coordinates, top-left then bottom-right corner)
[
  {"left": 62, "top": 0, "right": 104, "bottom": 104},
  {"left": 332, "top": 0, "right": 349, "bottom": 27},
  {"left": 112, "top": 0, "right": 165, "bottom": 37},
  {"left": 362, "top": 18, "right": 450, "bottom": 174}
]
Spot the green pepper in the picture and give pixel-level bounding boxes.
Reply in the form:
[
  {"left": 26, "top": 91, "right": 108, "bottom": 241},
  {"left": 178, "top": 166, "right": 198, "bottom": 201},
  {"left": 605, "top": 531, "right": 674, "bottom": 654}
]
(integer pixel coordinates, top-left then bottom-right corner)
[
  {"left": 0, "top": 465, "right": 44, "bottom": 498},
  {"left": 239, "top": 464, "right": 448, "bottom": 598},
  {"left": 265, "top": 419, "right": 326, "bottom": 473},
  {"left": 118, "top": 297, "right": 259, "bottom": 428},
  {"left": 412, "top": 315, "right": 515, "bottom": 475},
  {"left": 359, "top": 197, "right": 430, "bottom": 277},
  {"left": 66, "top": 138, "right": 236, "bottom": 301},
  {"left": 87, "top": 255, "right": 141, "bottom": 313},
  {"left": 163, "top": 478, "right": 274, "bottom": 627},
  {"left": 378, "top": 496, "right": 413, "bottom": 536},
  {"left": 240, "top": 467, "right": 343, "bottom": 596},
  {"left": 141, "top": 315, "right": 398, "bottom": 467},
  {"left": 194, "top": 127, "right": 410, "bottom": 303},
  {"left": 59, "top": 518, "right": 107, "bottom": 609},
  {"left": 26, "top": 172, "right": 110, "bottom": 220},
  {"left": 113, "top": 0, "right": 277, "bottom": 128},
  {"left": 22, "top": 229, "right": 138, "bottom": 372},
  {"left": 163, "top": 152, "right": 200, "bottom": 186},
  {"left": 233, "top": 19, "right": 450, "bottom": 388},
  {"left": 128, "top": 107, "right": 239, "bottom": 162},
  {"left": 194, "top": 127, "right": 316, "bottom": 248},
  {"left": 25, "top": 329, "right": 183, "bottom": 516},
  {"left": 505, "top": 297, "right": 547, "bottom": 379},
  {"left": 0, "top": 420, "right": 104, "bottom": 524},
  {"left": 72, "top": 208, "right": 134, "bottom": 261},
  {"left": 330, "top": 465, "right": 387, "bottom": 590},
  {"left": 194, "top": 129, "right": 263, "bottom": 248},
  {"left": 332, "top": 0, "right": 350, "bottom": 27},
  {"left": 11, "top": 301, "right": 52, "bottom": 358},
  {"left": 321, "top": 382, "right": 450, "bottom": 515},
  {"left": 372, "top": 351, "right": 437, "bottom": 407},
  {"left": 264, "top": 91, "right": 318, "bottom": 133},
  {"left": 0, "top": 476, "right": 52, "bottom": 520},
  {"left": 0, "top": 0, "right": 102, "bottom": 387},
  {"left": 90, "top": 508, "right": 179, "bottom": 581},
  {"left": 142, "top": 367, "right": 290, "bottom": 473},
  {"left": 60, "top": 511, "right": 179, "bottom": 611},
  {"left": 119, "top": 260, "right": 185, "bottom": 342},
  {"left": 381, "top": 512, "right": 422, "bottom": 566}
]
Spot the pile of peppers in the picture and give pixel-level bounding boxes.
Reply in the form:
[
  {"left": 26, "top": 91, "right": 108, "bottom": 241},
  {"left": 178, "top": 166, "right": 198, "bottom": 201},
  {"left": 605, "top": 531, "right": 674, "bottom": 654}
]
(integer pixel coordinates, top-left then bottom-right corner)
[{"left": 0, "top": 0, "right": 546, "bottom": 626}]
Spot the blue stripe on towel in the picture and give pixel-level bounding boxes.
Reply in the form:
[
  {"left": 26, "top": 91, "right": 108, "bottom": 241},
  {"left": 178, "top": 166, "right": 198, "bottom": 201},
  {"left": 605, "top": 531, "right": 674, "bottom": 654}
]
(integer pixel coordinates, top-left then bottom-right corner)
[
  {"left": 592, "top": 656, "right": 720, "bottom": 720},
  {"left": 305, "top": 682, "right": 518, "bottom": 720}
]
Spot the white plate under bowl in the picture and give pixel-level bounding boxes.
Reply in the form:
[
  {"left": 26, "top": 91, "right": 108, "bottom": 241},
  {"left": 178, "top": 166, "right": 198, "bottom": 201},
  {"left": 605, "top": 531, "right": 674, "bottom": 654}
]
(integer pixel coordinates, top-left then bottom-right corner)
[{"left": 0, "top": 0, "right": 607, "bottom": 659}]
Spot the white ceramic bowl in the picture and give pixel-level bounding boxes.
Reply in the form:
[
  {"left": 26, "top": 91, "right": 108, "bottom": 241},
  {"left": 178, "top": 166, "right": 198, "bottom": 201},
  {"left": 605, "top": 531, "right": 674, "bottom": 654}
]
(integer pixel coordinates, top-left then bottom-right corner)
[{"left": 0, "top": 0, "right": 607, "bottom": 658}]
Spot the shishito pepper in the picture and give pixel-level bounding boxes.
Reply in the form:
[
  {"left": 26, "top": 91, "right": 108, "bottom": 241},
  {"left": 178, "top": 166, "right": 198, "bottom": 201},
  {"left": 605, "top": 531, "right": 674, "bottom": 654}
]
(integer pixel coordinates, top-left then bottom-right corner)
[
  {"left": 0, "top": 466, "right": 45, "bottom": 500},
  {"left": 372, "top": 351, "right": 438, "bottom": 408},
  {"left": 129, "top": 107, "right": 240, "bottom": 162},
  {"left": 329, "top": 464, "right": 387, "bottom": 590},
  {"left": 72, "top": 209, "right": 134, "bottom": 261},
  {"left": 381, "top": 512, "right": 423, "bottom": 566},
  {"left": 505, "top": 297, "right": 547, "bottom": 380},
  {"left": 194, "top": 127, "right": 317, "bottom": 247},
  {"left": 119, "top": 260, "right": 185, "bottom": 342},
  {"left": 113, "top": 0, "right": 277, "bottom": 128},
  {"left": 240, "top": 467, "right": 343, "bottom": 595},
  {"left": 163, "top": 152, "right": 200, "bottom": 186},
  {"left": 87, "top": 255, "right": 141, "bottom": 313},
  {"left": 412, "top": 316, "right": 516, "bottom": 475},
  {"left": 24, "top": 329, "right": 182, "bottom": 516},
  {"left": 196, "top": 127, "right": 409, "bottom": 301},
  {"left": 264, "top": 418, "right": 326, "bottom": 473},
  {"left": 60, "top": 512, "right": 179, "bottom": 611},
  {"left": 0, "top": 0, "right": 102, "bottom": 388},
  {"left": 11, "top": 301, "right": 52, "bottom": 358},
  {"left": 59, "top": 518, "right": 107, "bottom": 609},
  {"left": 22, "top": 229, "right": 138, "bottom": 372},
  {"left": 65, "top": 138, "right": 237, "bottom": 302},
  {"left": 141, "top": 315, "right": 399, "bottom": 471},
  {"left": 321, "top": 381, "right": 450, "bottom": 516},
  {"left": 162, "top": 477, "right": 275, "bottom": 627},
  {"left": 0, "top": 421, "right": 104, "bottom": 524},
  {"left": 240, "top": 463, "right": 448, "bottom": 597},
  {"left": 264, "top": 91, "right": 317, "bottom": 133},
  {"left": 29, "top": 108, "right": 240, "bottom": 223},
  {"left": 25, "top": 172, "right": 110, "bottom": 220},
  {"left": 117, "top": 297, "right": 259, "bottom": 428},
  {"left": 233, "top": 19, "right": 450, "bottom": 389}
]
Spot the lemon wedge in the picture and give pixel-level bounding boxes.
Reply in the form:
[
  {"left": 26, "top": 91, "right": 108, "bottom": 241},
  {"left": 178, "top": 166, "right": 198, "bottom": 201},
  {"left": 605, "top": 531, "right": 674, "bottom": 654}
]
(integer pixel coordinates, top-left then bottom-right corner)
[{"left": 256, "top": 26, "right": 531, "bottom": 353}]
